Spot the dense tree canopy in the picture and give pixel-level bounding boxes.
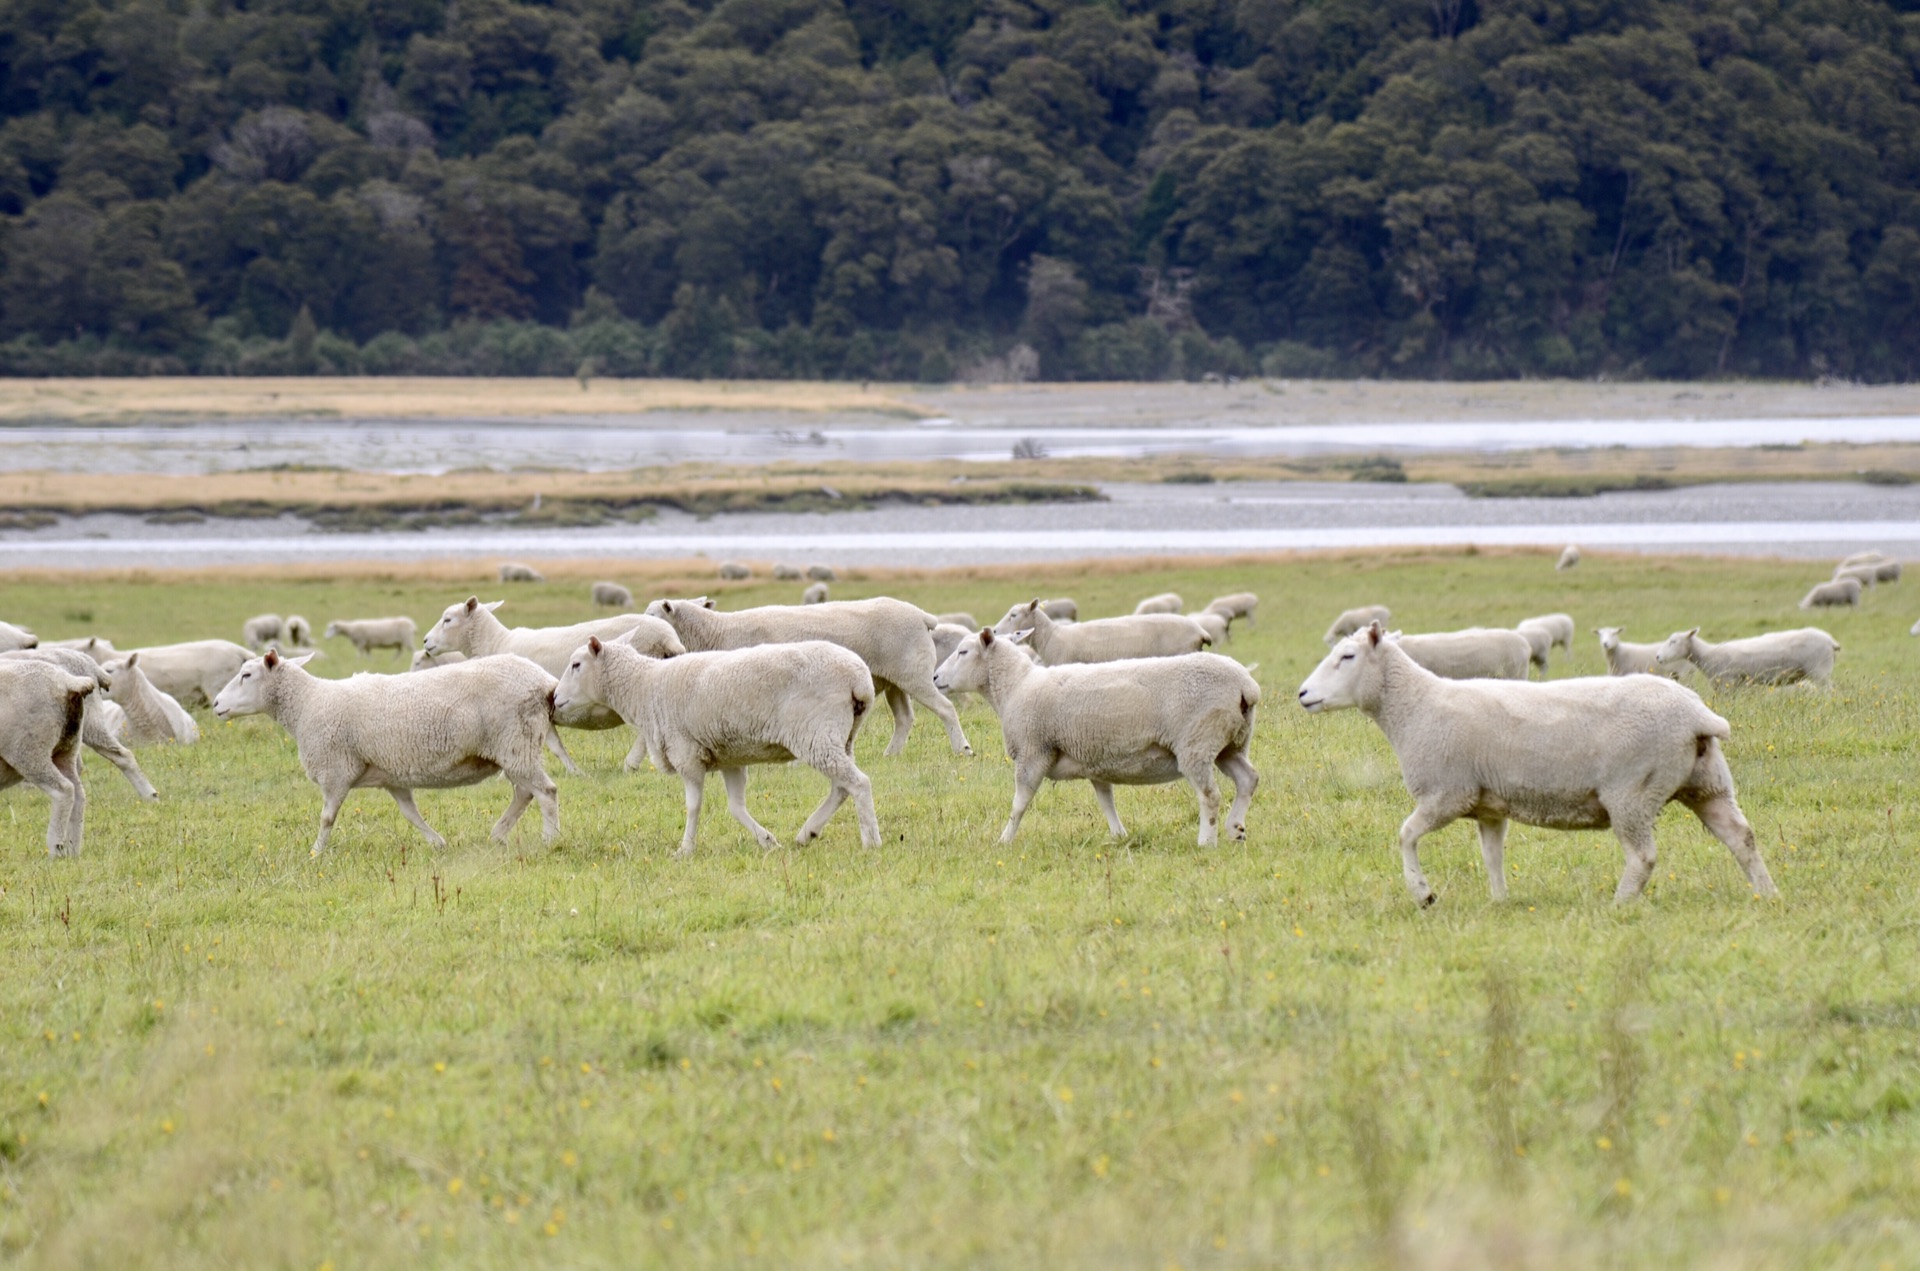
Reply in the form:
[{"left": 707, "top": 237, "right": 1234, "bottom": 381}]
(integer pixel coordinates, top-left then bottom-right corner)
[{"left": 2, "top": 0, "right": 1918, "bottom": 379}]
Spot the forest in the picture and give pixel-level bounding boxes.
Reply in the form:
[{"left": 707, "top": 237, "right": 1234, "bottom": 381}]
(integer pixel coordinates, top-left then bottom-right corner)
[{"left": 2, "top": 0, "right": 1919, "bottom": 380}]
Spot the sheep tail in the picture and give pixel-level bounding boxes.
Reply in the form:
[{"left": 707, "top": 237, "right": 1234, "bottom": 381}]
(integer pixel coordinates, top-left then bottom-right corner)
[{"left": 542, "top": 688, "right": 583, "bottom": 775}]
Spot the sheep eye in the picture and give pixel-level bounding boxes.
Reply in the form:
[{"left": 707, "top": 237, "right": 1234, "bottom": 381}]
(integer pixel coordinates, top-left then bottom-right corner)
[{"left": 1338, "top": 654, "right": 1354, "bottom": 664}]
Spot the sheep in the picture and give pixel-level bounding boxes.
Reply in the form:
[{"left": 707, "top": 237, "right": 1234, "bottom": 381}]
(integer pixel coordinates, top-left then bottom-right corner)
[
  {"left": 806, "top": 564, "right": 837, "bottom": 581},
  {"left": 499, "top": 562, "right": 545, "bottom": 583},
  {"left": 994, "top": 600, "right": 1209, "bottom": 665},
  {"left": 1204, "top": 592, "right": 1259, "bottom": 632},
  {"left": 1653, "top": 627, "right": 1840, "bottom": 687},
  {"left": 646, "top": 596, "right": 971, "bottom": 757},
  {"left": 1387, "top": 628, "right": 1531, "bottom": 681},
  {"left": 325, "top": 617, "right": 418, "bottom": 658},
  {"left": 45, "top": 637, "right": 115, "bottom": 661},
  {"left": 1801, "top": 577, "right": 1863, "bottom": 609},
  {"left": 556, "top": 635, "right": 880, "bottom": 858},
  {"left": 994, "top": 599, "right": 1077, "bottom": 629},
  {"left": 0, "top": 659, "right": 96, "bottom": 856},
  {"left": 423, "top": 598, "right": 682, "bottom": 729},
  {"left": 212, "top": 649, "right": 577, "bottom": 855},
  {"left": 242, "top": 614, "right": 284, "bottom": 650},
  {"left": 115, "top": 639, "right": 252, "bottom": 708},
  {"left": 802, "top": 582, "right": 830, "bottom": 604},
  {"left": 283, "top": 615, "right": 312, "bottom": 647},
  {"left": 1513, "top": 624, "right": 1551, "bottom": 674},
  {"left": 718, "top": 561, "right": 753, "bottom": 580},
  {"left": 1134, "top": 591, "right": 1184, "bottom": 615},
  {"left": 1, "top": 647, "right": 159, "bottom": 803},
  {"left": 932, "top": 628, "right": 1259, "bottom": 846},
  {"left": 1595, "top": 627, "right": 1685, "bottom": 680},
  {"left": 773, "top": 564, "right": 803, "bottom": 580},
  {"left": 0, "top": 620, "right": 38, "bottom": 651},
  {"left": 1515, "top": 613, "right": 1575, "bottom": 674},
  {"left": 410, "top": 648, "right": 467, "bottom": 672},
  {"left": 99, "top": 653, "right": 199, "bottom": 744},
  {"left": 592, "top": 581, "right": 633, "bottom": 608},
  {"left": 931, "top": 623, "right": 973, "bottom": 670},
  {"left": 936, "top": 612, "right": 979, "bottom": 631},
  {"left": 1195, "top": 611, "right": 1231, "bottom": 646},
  {"left": 1873, "top": 560, "right": 1903, "bottom": 583},
  {"left": 1556, "top": 545, "right": 1581, "bottom": 571},
  {"left": 1324, "top": 606, "right": 1391, "bottom": 646},
  {"left": 1297, "top": 623, "right": 1776, "bottom": 906},
  {"left": 1831, "top": 565, "right": 1878, "bottom": 589},
  {"left": 1840, "top": 550, "right": 1888, "bottom": 569},
  {"left": 1912, "top": 617, "right": 1920, "bottom": 637}
]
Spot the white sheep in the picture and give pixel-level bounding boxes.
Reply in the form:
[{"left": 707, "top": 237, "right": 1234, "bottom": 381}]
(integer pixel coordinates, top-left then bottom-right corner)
[
  {"left": 0, "top": 620, "right": 39, "bottom": 651},
  {"left": 1801, "top": 577, "right": 1863, "bottom": 609},
  {"left": 45, "top": 637, "right": 116, "bottom": 661},
  {"left": 933, "top": 628, "right": 1259, "bottom": 846},
  {"left": 499, "top": 562, "right": 545, "bottom": 583},
  {"left": 1911, "top": 617, "right": 1920, "bottom": 637},
  {"left": 646, "top": 596, "right": 971, "bottom": 757},
  {"left": 1653, "top": 627, "right": 1840, "bottom": 687},
  {"left": 1324, "top": 606, "right": 1391, "bottom": 646},
  {"left": 1873, "top": 560, "right": 1903, "bottom": 583},
  {"left": 423, "top": 598, "right": 682, "bottom": 729},
  {"left": 1194, "top": 611, "right": 1230, "bottom": 646},
  {"left": 718, "top": 561, "right": 753, "bottom": 580},
  {"left": 0, "top": 659, "right": 96, "bottom": 856},
  {"left": 242, "top": 614, "right": 284, "bottom": 650},
  {"left": 802, "top": 582, "right": 830, "bottom": 604},
  {"left": 116, "top": 639, "right": 252, "bottom": 708},
  {"left": 1, "top": 648, "right": 159, "bottom": 803},
  {"left": 1515, "top": 613, "right": 1575, "bottom": 674},
  {"left": 283, "top": 615, "right": 312, "bottom": 647},
  {"left": 213, "top": 650, "right": 577, "bottom": 855},
  {"left": 1830, "top": 565, "right": 1877, "bottom": 589},
  {"left": 807, "top": 564, "right": 837, "bottom": 581},
  {"left": 592, "top": 581, "right": 632, "bottom": 608},
  {"left": 1840, "top": 550, "right": 1888, "bottom": 569},
  {"left": 410, "top": 648, "right": 467, "bottom": 672},
  {"left": 1298, "top": 624, "right": 1776, "bottom": 906},
  {"left": 1595, "top": 627, "right": 1685, "bottom": 679},
  {"left": 773, "top": 564, "right": 803, "bottom": 580},
  {"left": 1387, "top": 628, "right": 1531, "bottom": 681},
  {"left": 994, "top": 598, "right": 1078, "bottom": 628},
  {"left": 1556, "top": 545, "right": 1581, "bottom": 571},
  {"left": 936, "top": 612, "right": 978, "bottom": 631},
  {"left": 993, "top": 600, "right": 1208, "bottom": 664},
  {"left": 325, "top": 617, "right": 418, "bottom": 658},
  {"left": 1204, "top": 592, "right": 1258, "bottom": 632},
  {"left": 1134, "top": 591, "right": 1184, "bottom": 614},
  {"left": 100, "top": 653, "right": 199, "bottom": 744},
  {"left": 556, "top": 635, "right": 881, "bottom": 858}
]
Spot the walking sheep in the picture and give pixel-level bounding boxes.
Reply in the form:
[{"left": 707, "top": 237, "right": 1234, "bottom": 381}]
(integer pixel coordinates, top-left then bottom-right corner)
[
  {"left": 1653, "top": 627, "right": 1839, "bottom": 687},
  {"left": 0, "top": 658, "right": 97, "bottom": 856},
  {"left": 1297, "top": 624, "right": 1776, "bottom": 906},
  {"left": 212, "top": 650, "right": 577, "bottom": 856},
  {"left": 1388, "top": 628, "right": 1531, "bottom": 681},
  {"left": 646, "top": 596, "right": 971, "bottom": 757},
  {"left": 592, "top": 581, "right": 633, "bottom": 608},
  {"left": 556, "top": 635, "right": 881, "bottom": 858},
  {"left": 1204, "top": 592, "right": 1259, "bottom": 632},
  {"left": 1801, "top": 577, "right": 1863, "bottom": 609},
  {"left": 325, "top": 617, "right": 418, "bottom": 658},
  {"left": 242, "top": 614, "right": 284, "bottom": 651},
  {"left": 1324, "top": 606, "right": 1391, "bottom": 646},
  {"left": 499, "top": 563, "right": 545, "bottom": 583},
  {"left": 2, "top": 648, "right": 160, "bottom": 803},
  {"left": 1596, "top": 627, "right": 1685, "bottom": 679},
  {"left": 115, "top": 639, "right": 252, "bottom": 708},
  {"left": 1134, "top": 592, "right": 1184, "bottom": 615},
  {"left": 423, "top": 598, "right": 682, "bottom": 729},
  {"left": 99, "top": 653, "right": 199, "bottom": 744},
  {"left": 933, "top": 629, "right": 1259, "bottom": 846},
  {"left": 993, "top": 600, "right": 1209, "bottom": 664}
]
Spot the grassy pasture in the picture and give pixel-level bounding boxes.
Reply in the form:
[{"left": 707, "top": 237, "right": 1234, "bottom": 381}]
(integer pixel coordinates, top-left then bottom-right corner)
[{"left": 1, "top": 551, "right": 1918, "bottom": 1269}]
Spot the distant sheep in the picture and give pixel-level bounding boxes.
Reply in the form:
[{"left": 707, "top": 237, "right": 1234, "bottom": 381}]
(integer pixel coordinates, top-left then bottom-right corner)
[
  {"left": 243, "top": 614, "right": 284, "bottom": 650},
  {"left": 423, "top": 597, "right": 680, "bottom": 729},
  {"left": 995, "top": 600, "right": 1209, "bottom": 665},
  {"left": 116, "top": 639, "right": 252, "bottom": 708},
  {"left": 1134, "top": 592, "right": 1184, "bottom": 615},
  {"left": 1556, "top": 545, "right": 1581, "bottom": 571},
  {"left": 592, "top": 581, "right": 633, "bottom": 608},
  {"left": 718, "top": 562, "right": 753, "bottom": 580},
  {"left": 1873, "top": 560, "right": 1903, "bottom": 583},
  {"left": 1596, "top": 627, "right": 1684, "bottom": 680},
  {"left": 806, "top": 564, "right": 837, "bottom": 581},
  {"left": 936, "top": 612, "right": 978, "bottom": 631},
  {"left": 1802, "top": 577, "right": 1863, "bottom": 609},
  {"left": 1389, "top": 628, "right": 1531, "bottom": 681},
  {"left": 325, "top": 617, "right": 417, "bottom": 658},
  {"left": 1831, "top": 565, "right": 1878, "bottom": 589},
  {"left": 1324, "top": 606, "right": 1391, "bottom": 646},
  {"left": 283, "top": 615, "right": 312, "bottom": 647},
  {"left": 803, "top": 582, "right": 830, "bottom": 604},
  {"left": 1653, "top": 627, "right": 1839, "bottom": 687},
  {"left": 773, "top": 564, "right": 803, "bottom": 580},
  {"left": 1194, "top": 611, "right": 1230, "bottom": 646},
  {"left": 1516, "top": 612, "right": 1575, "bottom": 674},
  {"left": 1204, "top": 592, "right": 1258, "bottom": 632},
  {"left": 499, "top": 562, "right": 545, "bottom": 583},
  {"left": 1840, "top": 550, "right": 1888, "bottom": 569}
]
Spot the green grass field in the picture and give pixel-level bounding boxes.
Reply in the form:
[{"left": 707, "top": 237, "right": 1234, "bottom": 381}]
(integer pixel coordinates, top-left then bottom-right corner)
[{"left": 3, "top": 553, "right": 1918, "bottom": 1269}]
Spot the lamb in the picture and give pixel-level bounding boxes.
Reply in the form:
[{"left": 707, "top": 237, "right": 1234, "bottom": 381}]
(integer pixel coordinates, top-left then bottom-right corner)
[
  {"left": 1596, "top": 627, "right": 1685, "bottom": 680},
  {"left": 646, "top": 596, "right": 971, "bottom": 757},
  {"left": 936, "top": 612, "right": 978, "bottom": 631},
  {"left": 0, "top": 620, "right": 38, "bottom": 651},
  {"left": 1134, "top": 591, "right": 1184, "bottom": 614},
  {"left": 99, "top": 653, "right": 199, "bottom": 744},
  {"left": 718, "top": 561, "right": 752, "bottom": 580},
  {"left": 806, "top": 564, "right": 837, "bottom": 581},
  {"left": 1653, "top": 627, "right": 1840, "bottom": 687},
  {"left": 592, "top": 581, "right": 633, "bottom": 608},
  {"left": 802, "top": 582, "right": 830, "bottom": 604},
  {"left": 995, "top": 598, "right": 1079, "bottom": 628},
  {"left": 1297, "top": 623, "right": 1776, "bottom": 906},
  {"left": 325, "top": 617, "right": 418, "bottom": 658},
  {"left": 242, "top": 614, "right": 284, "bottom": 650},
  {"left": 283, "top": 615, "right": 312, "bottom": 647},
  {"left": 1556, "top": 545, "right": 1581, "bottom": 571},
  {"left": 1801, "top": 577, "right": 1863, "bottom": 609},
  {"left": 773, "top": 564, "right": 803, "bottom": 580},
  {"left": 499, "top": 562, "right": 546, "bottom": 582},
  {"left": 115, "top": 639, "right": 252, "bottom": 708},
  {"left": 1324, "top": 606, "right": 1392, "bottom": 646},
  {"left": 46, "top": 637, "right": 115, "bottom": 661},
  {"left": 1204, "top": 592, "right": 1259, "bottom": 632},
  {"left": 994, "top": 600, "right": 1209, "bottom": 665},
  {"left": 1515, "top": 613, "right": 1575, "bottom": 674},
  {"left": 933, "top": 628, "right": 1259, "bottom": 846},
  {"left": 0, "top": 659, "right": 96, "bottom": 856},
  {"left": 411, "top": 648, "right": 467, "bottom": 672},
  {"left": 1387, "top": 628, "right": 1531, "bottom": 681},
  {"left": 1, "top": 647, "right": 159, "bottom": 803},
  {"left": 556, "top": 635, "right": 880, "bottom": 858},
  {"left": 212, "top": 649, "right": 577, "bottom": 855}
]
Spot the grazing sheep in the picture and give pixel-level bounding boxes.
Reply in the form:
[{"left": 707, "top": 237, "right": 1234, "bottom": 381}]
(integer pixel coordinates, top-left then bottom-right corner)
[
  {"left": 99, "top": 653, "right": 199, "bottom": 744},
  {"left": 1513, "top": 614, "right": 1574, "bottom": 675},
  {"left": 1204, "top": 592, "right": 1259, "bottom": 632},
  {"left": 410, "top": 648, "right": 467, "bottom": 672},
  {"left": 646, "top": 596, "right": 971, "bottom": 757},
  {"left": 1194, "top": 611, "right": 1231, "bottom": 646},
  {"left": 592, "top": 581, "right": 633, "bottom": 608},
  {"left": 995, "top": 600, "right": 1209, "bottom": 664},
  {"left": 1556, "top": 545, "right": 1581, "bottom": 571},
  {"left": 1653, "top": 627, "right": 1840, "bottom": 687},
  {"left": 1134, "top": 592, "right": 1184, "bottom": 615},
  {"left": 1840, "top": 550, "right": 1888, "bottom": 569},
  {"left": 1831, "top": 565, "right": 1878, "bottom": 589},
  {"left": 45, "top": 637, "right": 116, "bottom": 661},
  {"left": 242, "top": 614, "right": 284, "bottom": 651},
  {"left": 499, "top": 562, "right": 545, "bottom": 583},
  {"left": 773, "top": 564, "right": 803, "bottom": 580},
  {"left": 933, "top": 628, "right": 1259, "bottom": 846},
  {"left": 1388, "top": 628, "right": 1531, "bottom": 681},
  {"left": 423, "top": 598, "right": 681, "bottom": 729},
  {"left": 936, "top": 612, "right": 978, "bottom": 631},
  {"left": 325, "top": 617, "right": 418, "bottom": 658},
  {"left": 802, "top": 582, "right": 830, "bottom": 604},
  {"left": 718, "top": 561, "right": 753, "bottom": 580},
  {"left": 1297, "top": 624, "right": 1776, "bottom": 906},
  {"left": 1802, "top": 577, "right": 1863, "bottom": 609},
  {"left": 1324, "top": 606, "right": 1392, "bottom": 646},
  {"left": 283, "top": 615, "right": 312, "bottom": 648},
  {"left": 2, "top": 648, "right": 159, "bottom": 803},
  {"left": 115, "top": 639, "right": 252, "bottom": 708},
  {"left": 1873, "top": 560, "right": 1903, "bottom": 583},
  {"left": 1596, "top": 627, "right": 1685, "bottom": 680},
  {"left": 806, "top": 564, "right": 837, "bottom": 581},
  {"left": 0, "top": 659, "right": 96, "bottom": 856},
  {"left": 556, "top": 635, "right": 880, "bottom": 858},
  {"left": 213, "top": 650, "right": 577, "bottom": 856},
  {"left": 0, "top": 620, "right": 39, "bottom": 651}
]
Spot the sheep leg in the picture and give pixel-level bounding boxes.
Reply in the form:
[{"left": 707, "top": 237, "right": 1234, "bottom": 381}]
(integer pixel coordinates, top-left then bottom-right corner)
[
  {"left": 880, "top": 684, "right": 916, "bottom": 757},
  {"left": 387, "top": 788, "right": 448, "bottom": 850},
  {"left": 1476, "top": 818, "right": 1509, "bottom": 901},
  {"left": 1609, "top": 816, "right": 1659, "bottom": 903},
  {"left": 1181, "top": 757, "right": 1223, "bottom": 848},
  {"left": 311, "top": 784, "right": 350, "bottom": 856},
  {"left": 905, "top": 677, "right": 972, "bottom": 757},
  {"left": 674, "top": 771, "right": 707, "bottom": 860},
  {"left": 719, "top": 767, "right": 781, "bottom": 852},
  {"left": 1089, "top": 781, "right": 1126, "bottom": 836},
  {"left": 17, "top": 752, "right": 77, "bottom": 858},
  {"left": 1396, "top": 804, "right": 1452, "bottom": 906},
  {"left": 1687, "top": 792, "right": 1778, "bottom": 898},
  {"left": 86, "top": 734, "right": 158, "bottom": 801},
  {"left": 491, "top": 786, "right": 534, "bottom": 842},
  {"left": 1217, "top": 749, "right": 1259, "bottom": 842},
  {"left": 532, "top": 775, "right": 561, "bottom": 843},
  {"left": 1000, "top": 756, "right": 1050, "bottom": 845},
  {"left": 56, "top": 748, "right": 85, "bottom": 857}
]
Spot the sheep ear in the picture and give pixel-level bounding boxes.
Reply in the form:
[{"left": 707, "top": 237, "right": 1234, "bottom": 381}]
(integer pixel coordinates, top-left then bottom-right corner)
[
  {"left": 981, "top": 628, "right": 996, "bottom": 646},
  {"left": 464, "top": 596, "right": 479, "bottom": 612},
  {"left": 660, "top": 600, "right": 673, "bottom": 614},
  {"left": 284, "top": 654, "right": 316, "bottom": 669},
  {"left": 1028, "top": 596, "right": 1040, "bottom": 608},
  {"left": 483, "top": 600, "right": 504, "bottom": 612},
  {"left": 1687, "top": 627, "right": 1700, "bottom": 637},
  {"left": 1365, "top": 622, "right": 1382, "bottom": 646},
  {"left": 587, "top": 635, "right": 603, "bottom": 655},
  {"left": 1007, "top": 628, "right": 1033, "bottom": 645},
  {"left": 700, "top": 597, "right": 715, "bottom": 610},
  {"left": 126, "top": 651, "right": 139, "bottom": 667},
  {"left": 264, "top": 648, "right": 280, "bottom": 669}
]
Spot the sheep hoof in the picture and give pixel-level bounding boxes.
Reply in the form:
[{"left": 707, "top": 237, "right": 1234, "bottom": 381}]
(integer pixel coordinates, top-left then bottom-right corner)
[
  {"left": 1419, "top": 893, "right": 1437, "bottom": 908},
  {"left": 671, "top": 845, "right": 695, "bottom": 861}
]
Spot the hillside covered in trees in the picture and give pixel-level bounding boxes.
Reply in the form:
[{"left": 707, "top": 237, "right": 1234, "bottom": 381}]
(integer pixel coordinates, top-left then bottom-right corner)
[{"left": 3, "top": 0, "right": 1919, "bottom": 380}]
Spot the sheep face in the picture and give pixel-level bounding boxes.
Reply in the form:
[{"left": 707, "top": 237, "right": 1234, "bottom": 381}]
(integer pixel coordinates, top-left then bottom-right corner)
[
  {"left": 993, "top": 600, "right": 1042, "bottom": 634},
  {"left": 213, "top": 649, "right": 314, "bottom": 719},
  {"left": 1652, "top": 629, "right": 1699, "bottom": 669},
  {"left": 0, "top": 620, "right": 38, "bottom": 651},
  {"left": 426, "top": 597, "right": 505, "bottom": 655},
  {"left": 932, "top": 630, "right": 994, "bottom": 694},
  {"left": 554, "top": 637, "right": 612, "bottom": 717},
  {"left": 1297, "top": 627, "right": 1383, "bottom": 713},
  {"left": 1596, "top": 627, "right": 1623, "bottom": 654}
]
